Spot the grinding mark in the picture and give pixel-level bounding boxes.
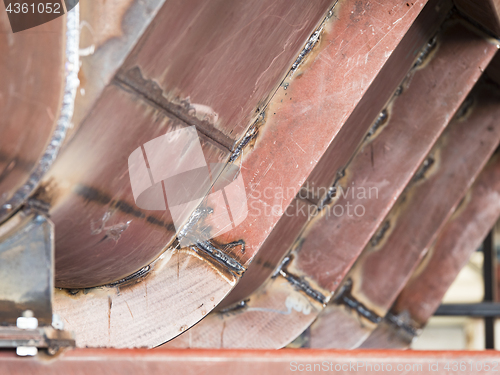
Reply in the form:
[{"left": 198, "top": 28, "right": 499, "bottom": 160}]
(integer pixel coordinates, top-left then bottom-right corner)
[
  {"left": 90, "top": 211, "right": 131, "bottom": 242},
  {"left": 334, "top": 279, "right": 381, "bottom": 325}
]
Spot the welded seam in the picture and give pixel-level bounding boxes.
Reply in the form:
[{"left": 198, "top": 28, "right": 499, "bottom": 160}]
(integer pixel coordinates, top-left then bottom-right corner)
[
  {"left": 314, "top": 29, "right": 443, "bottom": 210},
  {"left": 279, "top": 269, "right": 329, "bottom": 305},
  {"left": 191, "top": 240, "right": 246, "bottom": 276},
  {"left": 113, "top": 77, "right": 233, "bottom": 151},
  {"left": 334, "top": 280, "right": 382, "bottom": 324},
  {"left": 273, "top": 256, "right": 329, "bottom": 305},
  {"left": 384, "top": 311, "right": 421, "bottom": 337},
  {"left": 0, "top": 6, "right": 80, "bottom": 224},
  {"left": 228, "top": 1, "right": 339, "bottom": 162}
]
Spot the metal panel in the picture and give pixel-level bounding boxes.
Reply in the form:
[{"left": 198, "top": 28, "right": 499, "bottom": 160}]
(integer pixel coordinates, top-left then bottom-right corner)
[
  {"left": 221, "top": 0, "right": 450, "bottom": 309},
  {"left": 1, "top": 348, "right": 500, "bottom": 374},
  {"left": 308, "top": 77, "right": 500, "bottom": 349},
  {"left": 49, "top": 0, "right": 435, "bottom": 349},
  {"left": 361, "top": 153, "right": 500, "bottom": 349},
  {"left": 0, "top": 7, "right": 79, "bottom": 223},
  {"left": 166, "top": 7, "right": 499, "bottom": 349},
  {"left": 0, "top": 212, "right": 53, "bottom": 325}
]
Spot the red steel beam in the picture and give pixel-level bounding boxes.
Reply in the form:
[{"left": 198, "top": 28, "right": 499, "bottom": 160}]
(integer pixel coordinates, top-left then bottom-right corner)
[
  {"left": 220, "top": 0, "right": 450, "bottom": 309},
  {"left": 360, "top": 153, "right": 500, "bottom": 349},
  {"left": 0, "top": 11, "right": 66, "bottom": 221},
  {"left": 50, "top": 0, "right": 334, "bottom": 289},
  {"left": 308, "top": 77, "right": 500, "bottom": 349},
  {"left": 2, "top": 349, "right": 500, "bottom": 374},
  {"left": 165, "top": 15, "right": 497, "bottom": 349},
  {"left": 49, "top": 0, "right": 435, "bottom": 348}
]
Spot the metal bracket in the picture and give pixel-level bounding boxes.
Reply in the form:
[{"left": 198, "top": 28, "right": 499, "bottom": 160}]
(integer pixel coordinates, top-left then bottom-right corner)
[{"left": 0, "top": 209, "right": 74, "bottom": 355}]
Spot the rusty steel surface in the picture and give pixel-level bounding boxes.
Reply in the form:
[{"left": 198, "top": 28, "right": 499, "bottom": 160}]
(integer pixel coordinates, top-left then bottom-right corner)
[
  {"left": 45, "top": 0, "right": 347, "bottom": 348},
  {"left": 2, "top": 348, "right": 500, "bottom": 374},
  {"left": 292, "top": 19, "right": 498, "bottom": 295},
  {"left": 0, "top": 9, "right": 78, "bottom": 223},
  {"left": 117, "top": 0, "right": 334, "bottom": 146},
  {"left": 47, "top": 0, "right": 333, "bottom": 289},
  {"left": 454, "top": 0, "right": 500, "bottom": 36},
  {"left": 220, "top": 0, "right": 449, "bottom": 309},
  {"left": 39, "top": 0, "right": 439, "bottom": 349},
  {"left": 360, "top": 153, "right": 500, "bottom": 349},
  {"left": 49, "top": 84, "right": 228, "bottom": 287},
  {"left": 163, "top": 0, "right": 446, "bottom": 348},
  {"left": 163, "top": 14, "right": 500, "bottom": 351},
  {"left": 3, "top": 0, "right": 498, "bottom": 354},
  {"left": 307, "top": 77, "right": 500, "bottom": 349}
]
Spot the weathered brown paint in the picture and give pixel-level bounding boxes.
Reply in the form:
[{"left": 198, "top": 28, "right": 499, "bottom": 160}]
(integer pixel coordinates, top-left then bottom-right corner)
[
  {"left": 308, "top": 77, "right": 500, "bottom": 349},
  {"left": 0, "top": 10, "right": 65, "bottom": 217},
  {"left": 360, "top": 153, "right": 500, "bottom": 349},
  {"left": 167, "top": 3, "right": 493, "bottom": 350},
  {"left": 293, "top": 20, "right": 498, "bottom": 295},
  {"left": 118, "top": 0, "right": 334, "bottom": 145},
  {"left": 221, "top": 0, "right": 450, "bottom": 309},
  {"left": 50, "top": 0, "right": 334, "bottom": 288}
]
